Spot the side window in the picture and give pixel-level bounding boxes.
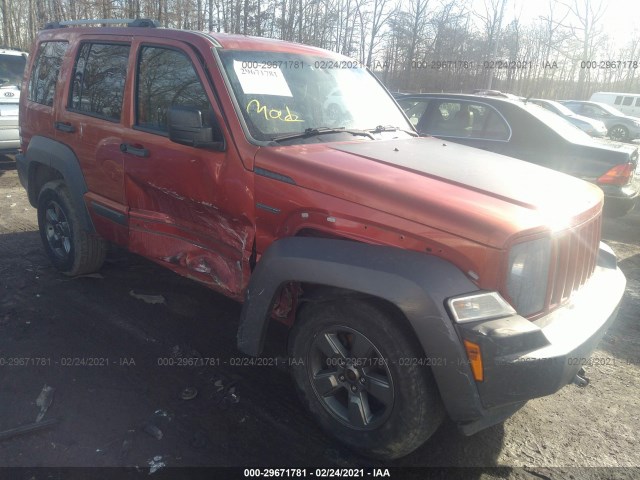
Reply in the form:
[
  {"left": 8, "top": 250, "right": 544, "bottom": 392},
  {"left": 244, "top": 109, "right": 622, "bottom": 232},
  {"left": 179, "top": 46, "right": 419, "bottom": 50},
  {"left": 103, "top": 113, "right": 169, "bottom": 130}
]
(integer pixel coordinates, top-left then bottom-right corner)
[
  {"left": 397, "top": 99, "right": 429, "bottom": 128},
  {"left": 28, "top": 41, "right": 68, "bottom": 107},
  {"left": 136, "top": 46, "right": 212, "bottom": 133},
  {"left": 635, "top": 98, "right": 640, "bottom": 107},
  {"left": 615, "top": 96, "right": 623, "bottom": 105},
  {"left": 583, "top": 105, "right": 601, "bottom": 116},
  {"left": 623, "top": 96, "right": 634, "bottom": 106},
  {"left": 480, "top": 109, "right": 510, "bottom": 140},
  {"left": 422, "top": 101, "right": 509, "bottom": 141},
  {"left": 70, "top": 43, "right": 130, "bottom": 121}
]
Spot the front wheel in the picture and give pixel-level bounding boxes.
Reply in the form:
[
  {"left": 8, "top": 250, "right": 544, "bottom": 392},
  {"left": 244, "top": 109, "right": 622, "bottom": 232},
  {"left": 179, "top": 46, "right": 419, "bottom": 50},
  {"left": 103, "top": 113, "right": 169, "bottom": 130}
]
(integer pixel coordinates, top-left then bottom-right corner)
[
  {"left": 289, "top": 298, "right": 444, "bottom": 459},
  {"left": 609, "top": 125, "right": 630, "bottom": 142},
  {"left": 37, "top": 180, "right": 107, "bottom": 276}
]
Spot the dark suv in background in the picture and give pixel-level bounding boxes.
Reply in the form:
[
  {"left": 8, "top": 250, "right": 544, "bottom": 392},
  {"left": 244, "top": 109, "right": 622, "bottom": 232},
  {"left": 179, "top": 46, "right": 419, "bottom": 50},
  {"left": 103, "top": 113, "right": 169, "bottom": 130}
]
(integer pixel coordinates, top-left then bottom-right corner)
[{"left": 395, "top": 93, "right": 640, "bottom": 217}]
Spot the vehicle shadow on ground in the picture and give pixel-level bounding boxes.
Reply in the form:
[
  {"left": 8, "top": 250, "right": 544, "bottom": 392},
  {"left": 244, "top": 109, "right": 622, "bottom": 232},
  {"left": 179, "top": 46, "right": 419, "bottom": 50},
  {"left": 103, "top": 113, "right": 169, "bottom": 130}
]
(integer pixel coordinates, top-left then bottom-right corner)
[{"left": 0, "top": 154, "right": 16, "bottom": 174}]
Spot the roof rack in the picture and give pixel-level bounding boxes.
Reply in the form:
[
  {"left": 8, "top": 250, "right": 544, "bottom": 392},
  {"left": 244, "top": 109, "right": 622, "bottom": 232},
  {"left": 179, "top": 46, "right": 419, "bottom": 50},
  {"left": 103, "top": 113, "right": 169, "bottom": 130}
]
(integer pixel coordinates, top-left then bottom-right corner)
[{"left": 44, "top": 18, "right": 159, "bottom": 30}]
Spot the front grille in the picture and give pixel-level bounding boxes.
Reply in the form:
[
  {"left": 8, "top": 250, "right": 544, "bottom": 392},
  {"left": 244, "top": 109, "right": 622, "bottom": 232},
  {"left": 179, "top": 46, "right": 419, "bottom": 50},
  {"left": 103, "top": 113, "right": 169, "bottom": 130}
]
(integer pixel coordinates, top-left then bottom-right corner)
[{"left": 548, "top": 214, "right": 602, "bottom": 308}]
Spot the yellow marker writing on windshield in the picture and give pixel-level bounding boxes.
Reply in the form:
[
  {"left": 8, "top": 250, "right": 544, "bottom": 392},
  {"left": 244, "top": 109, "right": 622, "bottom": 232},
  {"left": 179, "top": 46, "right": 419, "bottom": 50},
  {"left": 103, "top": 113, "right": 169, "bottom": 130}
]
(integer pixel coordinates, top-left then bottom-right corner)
[{"left": 247, "top": 99, "right": 303, "bottom": 122}]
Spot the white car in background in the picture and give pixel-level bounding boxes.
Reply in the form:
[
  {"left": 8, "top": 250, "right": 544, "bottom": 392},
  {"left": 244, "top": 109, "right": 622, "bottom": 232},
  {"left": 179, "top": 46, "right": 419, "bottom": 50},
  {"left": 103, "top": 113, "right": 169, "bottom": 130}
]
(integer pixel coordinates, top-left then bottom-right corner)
[{"left": 0, "top": 47, "right": 28, "bottom": 154}]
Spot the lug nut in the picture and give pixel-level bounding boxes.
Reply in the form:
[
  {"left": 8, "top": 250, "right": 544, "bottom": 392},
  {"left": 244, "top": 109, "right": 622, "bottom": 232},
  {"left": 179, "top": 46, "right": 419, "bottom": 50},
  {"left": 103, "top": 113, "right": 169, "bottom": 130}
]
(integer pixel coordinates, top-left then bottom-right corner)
[
  {"left": 339, "top": 375, "right": 345, "bottom": 382},
  {"left": 351, "top": 386, "right": 357, "bottom": 392},
  {"left": 359, "top": 377, "right": 366, "bottom": 384}
]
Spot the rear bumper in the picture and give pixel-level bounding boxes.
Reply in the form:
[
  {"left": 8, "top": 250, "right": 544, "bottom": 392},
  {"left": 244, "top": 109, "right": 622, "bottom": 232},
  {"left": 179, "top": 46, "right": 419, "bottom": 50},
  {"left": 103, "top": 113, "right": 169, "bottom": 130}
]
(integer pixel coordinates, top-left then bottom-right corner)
[
  {"left": 0, "top": 123, "right": 20, "bottom": 154},
  {"left": 448, "top": 243, "right": 625, "bottom": 430}
]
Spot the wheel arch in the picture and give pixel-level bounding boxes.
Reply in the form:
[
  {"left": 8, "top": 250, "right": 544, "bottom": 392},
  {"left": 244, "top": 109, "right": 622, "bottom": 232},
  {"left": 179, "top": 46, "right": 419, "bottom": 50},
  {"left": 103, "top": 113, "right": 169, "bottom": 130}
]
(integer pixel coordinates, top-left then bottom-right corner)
[
  {"left": 25, "top": 136, "right": 94, "bottom": 232},
  {"left": 238, "top": 237, "right": 490, "bottom": 420}
]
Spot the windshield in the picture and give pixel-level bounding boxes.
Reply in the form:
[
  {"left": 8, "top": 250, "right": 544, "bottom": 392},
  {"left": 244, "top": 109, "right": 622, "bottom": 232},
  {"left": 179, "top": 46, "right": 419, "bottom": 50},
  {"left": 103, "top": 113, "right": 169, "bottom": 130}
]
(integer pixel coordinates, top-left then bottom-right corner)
[
  {"left": 594, "top": 102, "right": 626, "bottom": 116},
  {"left": 218, "top": 50, "right": 413, "bottom": 142},
  {"left": 524, "top": 102, "right": 593, "bottom": 143},
  {"left": 541, "top": 100, "right": 576, "bottom": 117},
  {"left": 0, "top": 54, "right": 26, "bottom": 86}
]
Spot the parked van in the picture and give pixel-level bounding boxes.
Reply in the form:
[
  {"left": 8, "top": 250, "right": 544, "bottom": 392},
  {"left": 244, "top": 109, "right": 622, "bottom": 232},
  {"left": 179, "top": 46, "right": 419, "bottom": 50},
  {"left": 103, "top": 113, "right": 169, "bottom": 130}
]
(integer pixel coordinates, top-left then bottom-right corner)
[{"left": 590, "top": 91, "right": 640, "bottom": 117}]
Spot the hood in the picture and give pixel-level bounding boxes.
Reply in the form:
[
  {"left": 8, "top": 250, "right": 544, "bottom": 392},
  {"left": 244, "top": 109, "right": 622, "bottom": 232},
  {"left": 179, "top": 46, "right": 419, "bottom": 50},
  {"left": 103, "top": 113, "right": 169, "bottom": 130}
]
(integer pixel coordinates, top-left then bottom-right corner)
[{"left": 254, "top": 137, "right": 603, "bottom": 248}]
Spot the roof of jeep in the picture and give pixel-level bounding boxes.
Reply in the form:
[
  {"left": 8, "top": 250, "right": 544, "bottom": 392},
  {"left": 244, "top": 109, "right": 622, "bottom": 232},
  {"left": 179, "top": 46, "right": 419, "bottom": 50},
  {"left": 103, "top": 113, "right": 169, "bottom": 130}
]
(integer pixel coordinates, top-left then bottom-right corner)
[{"left": 38, "top": 25, "right": 340, "bottom": 57}]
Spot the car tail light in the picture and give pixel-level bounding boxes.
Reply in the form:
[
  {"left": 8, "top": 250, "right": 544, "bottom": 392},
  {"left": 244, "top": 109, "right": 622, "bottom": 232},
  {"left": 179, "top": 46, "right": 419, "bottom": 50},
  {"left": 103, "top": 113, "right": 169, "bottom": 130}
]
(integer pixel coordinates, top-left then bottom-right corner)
[{"left": 597, "top": 163, "right": 634, "bottom": 186}]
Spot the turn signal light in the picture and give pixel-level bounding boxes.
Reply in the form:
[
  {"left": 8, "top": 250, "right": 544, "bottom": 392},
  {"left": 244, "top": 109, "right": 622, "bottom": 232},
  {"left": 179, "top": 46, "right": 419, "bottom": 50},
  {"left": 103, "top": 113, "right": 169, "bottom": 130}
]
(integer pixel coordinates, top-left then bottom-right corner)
[
  {"left": 464, "top": 340, "right": 484, "bottom": 382},
  {"left": 597, "top": 163, "right": 634, "bottom": 186}
]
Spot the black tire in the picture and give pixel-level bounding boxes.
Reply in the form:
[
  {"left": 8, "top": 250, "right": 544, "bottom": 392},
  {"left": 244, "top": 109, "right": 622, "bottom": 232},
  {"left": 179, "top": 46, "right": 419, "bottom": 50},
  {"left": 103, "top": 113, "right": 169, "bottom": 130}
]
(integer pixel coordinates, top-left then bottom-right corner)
[
  {"left": 289, "top": 298, "right": 444, "bottom": 459},
  {"left": 608, "top": 125, "right": 629, "bottom": 142},
  {"left": 37, "top": 180, "right": 107, "bottom": 276}
]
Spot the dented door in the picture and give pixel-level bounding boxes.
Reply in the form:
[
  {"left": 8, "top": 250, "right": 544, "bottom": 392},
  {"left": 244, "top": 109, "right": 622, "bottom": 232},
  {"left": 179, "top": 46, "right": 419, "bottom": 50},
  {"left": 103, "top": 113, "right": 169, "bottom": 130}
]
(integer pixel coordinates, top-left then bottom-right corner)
[{"left": 123, "top": 39, "right": 254, "bottom": 300}]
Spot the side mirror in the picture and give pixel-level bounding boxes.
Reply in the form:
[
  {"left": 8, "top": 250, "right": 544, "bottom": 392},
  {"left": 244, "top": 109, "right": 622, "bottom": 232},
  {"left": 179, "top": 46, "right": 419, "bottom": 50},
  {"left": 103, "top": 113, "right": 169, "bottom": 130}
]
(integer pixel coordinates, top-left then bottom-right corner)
[{"left": 168, "top": 105, "right": 225, "bottom": 150}]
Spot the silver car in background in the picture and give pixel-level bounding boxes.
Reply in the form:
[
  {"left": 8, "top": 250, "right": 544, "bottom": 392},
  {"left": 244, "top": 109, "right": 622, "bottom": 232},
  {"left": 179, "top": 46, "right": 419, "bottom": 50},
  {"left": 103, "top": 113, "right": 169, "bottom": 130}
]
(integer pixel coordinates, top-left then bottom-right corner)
[
  {"left": 561, "top": 100, "right": 640, "bottom": 142},
  {"left": 0, "top": 48, "right": 28, "bottom": 154},
  {"left": 530, "top": 98, "right": 608, "bottom": 138}
]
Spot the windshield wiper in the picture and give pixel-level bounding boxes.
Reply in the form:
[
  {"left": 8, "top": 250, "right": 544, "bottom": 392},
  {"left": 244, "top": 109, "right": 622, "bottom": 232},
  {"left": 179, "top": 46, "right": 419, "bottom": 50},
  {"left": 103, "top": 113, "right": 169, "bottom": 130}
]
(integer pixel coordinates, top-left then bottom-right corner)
[
  {"left": 272, "top": 127, "right": 375, "bottom": 143},
  {"left": 369, "top": 125, "right": 418, "bottom": 136}
]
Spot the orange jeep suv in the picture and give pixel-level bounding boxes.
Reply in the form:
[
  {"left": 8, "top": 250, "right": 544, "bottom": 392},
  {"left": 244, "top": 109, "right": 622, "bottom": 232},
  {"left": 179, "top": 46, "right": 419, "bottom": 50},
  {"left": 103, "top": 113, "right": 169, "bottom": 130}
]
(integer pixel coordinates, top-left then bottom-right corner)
[{"left": 17, "top": 19, "right": 626, "bottom": 459}]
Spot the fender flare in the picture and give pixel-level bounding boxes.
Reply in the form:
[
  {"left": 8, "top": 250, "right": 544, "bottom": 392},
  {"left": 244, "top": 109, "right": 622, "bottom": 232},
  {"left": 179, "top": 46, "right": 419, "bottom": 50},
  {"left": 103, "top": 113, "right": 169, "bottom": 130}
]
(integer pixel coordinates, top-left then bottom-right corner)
[
  {"left": 25, "top": 136, "right": 94, "bottom": 232},
  {"left": 238, "top": 236, "right": 486, "bottom": 421}
]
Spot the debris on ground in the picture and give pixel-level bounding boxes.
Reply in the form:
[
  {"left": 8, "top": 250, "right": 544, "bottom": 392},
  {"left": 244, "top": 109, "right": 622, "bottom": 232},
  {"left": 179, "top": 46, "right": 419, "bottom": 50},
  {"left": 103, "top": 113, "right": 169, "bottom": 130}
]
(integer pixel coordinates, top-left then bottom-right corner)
[
  {"left": 0, "top": 418, "right": 58, "bottom": 442},
  {"left": 147, "top": 455, "right": 166, "bottom": 474},
  {"left": 154, "top": 410, "right": 174, "bottom": 421},
  {"left": 180, "top": 387, "right": 198, "bottom": 401},
  {"left": 129, "top": 290, "right": 166, "bottom": 305},
  {"left": 35, "top": 384, "right": 55, "bottom": 422},
  {"left": 143, "top": 423, "right": 163, "bottom": 440}
]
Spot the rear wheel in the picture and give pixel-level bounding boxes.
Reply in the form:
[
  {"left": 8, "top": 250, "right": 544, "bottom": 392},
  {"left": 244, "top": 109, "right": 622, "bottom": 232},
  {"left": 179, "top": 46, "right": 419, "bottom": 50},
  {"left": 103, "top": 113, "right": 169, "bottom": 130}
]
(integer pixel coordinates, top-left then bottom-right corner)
[
  {"left": 289, "top": 298, "right": 444, "bottom": 459},
  {"left": 609, "top": 125, "right": 629, "bottom": 142},
  {"left": 37, "top": 180, "right": 107, "bottom": 276}
]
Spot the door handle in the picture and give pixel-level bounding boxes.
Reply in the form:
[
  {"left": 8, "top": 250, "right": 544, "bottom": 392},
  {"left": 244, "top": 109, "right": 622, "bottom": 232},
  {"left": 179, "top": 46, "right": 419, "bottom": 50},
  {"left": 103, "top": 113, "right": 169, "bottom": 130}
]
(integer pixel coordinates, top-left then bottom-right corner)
[
  {"left": 54, "top": 122, "right": 75, "bottom": 133},
  {"left": 120, "top": 143, "right": 150, "bottom": 158}
]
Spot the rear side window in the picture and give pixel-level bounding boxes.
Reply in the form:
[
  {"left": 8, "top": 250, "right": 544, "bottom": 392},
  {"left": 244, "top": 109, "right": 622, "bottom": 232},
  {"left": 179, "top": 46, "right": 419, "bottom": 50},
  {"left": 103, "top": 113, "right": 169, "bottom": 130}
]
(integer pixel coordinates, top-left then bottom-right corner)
[
  {"left": 70, "top": 43, "right": 130, "bottom": 121},
  {"left": 28, "top": 41, "right": 68, "bottom": 106},
  {"left": 615, "top": 96, "right": 623, "bottom": 105},
  {"left": 623, "top": 96, "right": 634, "bottom": 106},
  {"left": 416, "top": 100, "right": 510, "bottom": 141},
  {"left": 136, "top": 46, "right": 212, "bottom": 133}
]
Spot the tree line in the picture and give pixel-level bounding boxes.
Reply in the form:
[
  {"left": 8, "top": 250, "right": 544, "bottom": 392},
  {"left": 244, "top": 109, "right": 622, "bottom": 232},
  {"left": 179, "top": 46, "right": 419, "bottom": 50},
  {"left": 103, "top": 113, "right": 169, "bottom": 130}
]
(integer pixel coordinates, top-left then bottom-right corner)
[{"left": 1, "top": 0, "right": 639, "bottom": 99}]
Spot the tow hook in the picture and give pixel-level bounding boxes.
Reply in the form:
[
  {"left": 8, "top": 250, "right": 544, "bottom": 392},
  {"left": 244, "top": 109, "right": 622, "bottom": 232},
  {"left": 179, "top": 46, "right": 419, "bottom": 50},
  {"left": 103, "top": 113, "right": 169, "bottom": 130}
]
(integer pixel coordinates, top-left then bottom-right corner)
[{"left": 572, "top": 367, "right": 590, "bottom": 387}]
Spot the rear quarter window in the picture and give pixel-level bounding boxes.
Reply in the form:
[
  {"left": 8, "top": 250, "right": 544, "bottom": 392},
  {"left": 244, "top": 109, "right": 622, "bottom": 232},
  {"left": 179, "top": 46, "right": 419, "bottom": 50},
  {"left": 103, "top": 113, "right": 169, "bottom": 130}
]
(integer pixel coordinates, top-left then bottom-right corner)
[{"left": 28, "top": 41, "right": 68, "bottom": 107}]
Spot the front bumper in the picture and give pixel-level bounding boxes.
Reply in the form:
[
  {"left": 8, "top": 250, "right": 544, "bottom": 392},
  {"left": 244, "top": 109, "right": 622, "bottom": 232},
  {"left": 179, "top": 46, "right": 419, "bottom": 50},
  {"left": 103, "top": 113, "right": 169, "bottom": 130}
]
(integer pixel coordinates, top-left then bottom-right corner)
[{"left": 452, "top": 243, "right": 625, "bottom": 430}]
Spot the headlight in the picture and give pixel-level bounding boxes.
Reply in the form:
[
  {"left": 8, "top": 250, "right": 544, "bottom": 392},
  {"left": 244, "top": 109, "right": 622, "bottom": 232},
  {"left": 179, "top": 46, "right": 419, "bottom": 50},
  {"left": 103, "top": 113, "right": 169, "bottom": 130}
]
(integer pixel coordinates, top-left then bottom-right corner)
[
  {"left": 506, "top": 238, "right": 551, "bottom": 316},
  {"left": 448, "top": 292, "right": 516, "bottom": 323},
  {"left": 633, "top": 121, "right": 640, "bottom": 127}
]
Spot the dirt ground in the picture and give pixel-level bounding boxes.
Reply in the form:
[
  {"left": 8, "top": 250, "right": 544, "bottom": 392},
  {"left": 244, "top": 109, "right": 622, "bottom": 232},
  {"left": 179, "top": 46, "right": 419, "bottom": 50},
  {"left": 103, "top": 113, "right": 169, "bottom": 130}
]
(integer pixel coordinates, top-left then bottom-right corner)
[{"left": 1, "top": 154, "right": 639, "bottom": 478}]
